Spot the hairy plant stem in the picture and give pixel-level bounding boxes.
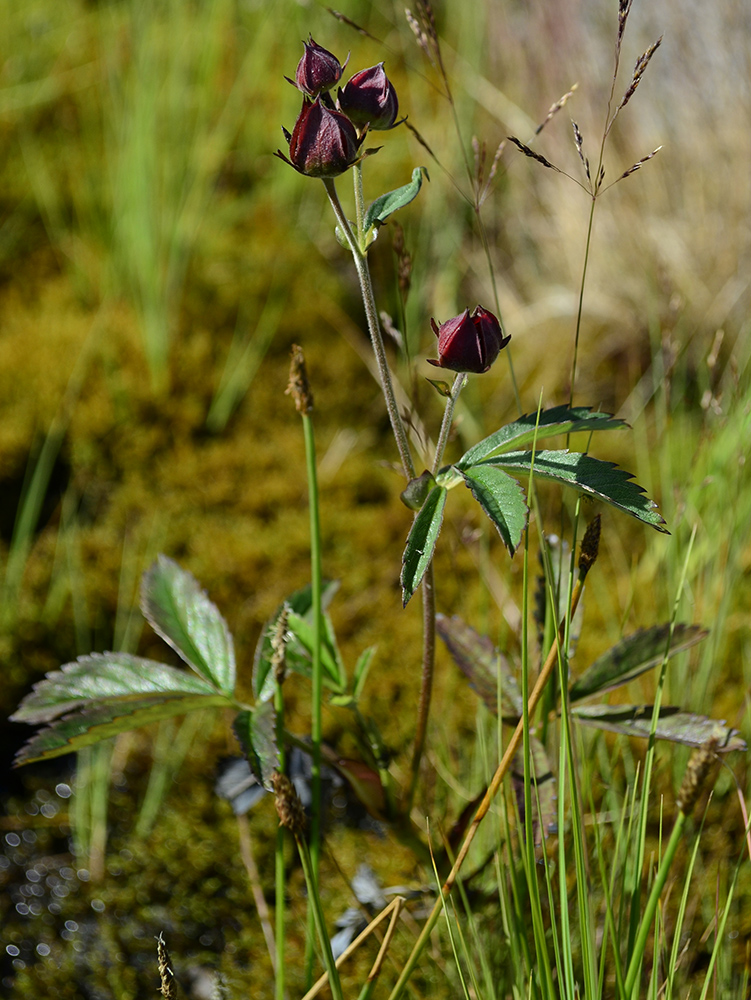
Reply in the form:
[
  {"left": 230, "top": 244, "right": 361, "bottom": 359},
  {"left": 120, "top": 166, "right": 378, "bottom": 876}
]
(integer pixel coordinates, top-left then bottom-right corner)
[
  {"left": 432, "top": 373, "right": 466, "bottom": 475},
  {"left": 324, "top": 173, "right": 444, "bottom": 826},
  {"left": 322, "top": 177, "right": 415, "bottom": 481}
]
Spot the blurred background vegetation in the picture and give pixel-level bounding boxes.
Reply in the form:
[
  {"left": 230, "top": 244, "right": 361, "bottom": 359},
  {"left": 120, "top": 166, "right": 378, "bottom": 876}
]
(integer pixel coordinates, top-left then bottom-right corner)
[{"left": 1, "top": 0, "right": 749, "bottom": 996}]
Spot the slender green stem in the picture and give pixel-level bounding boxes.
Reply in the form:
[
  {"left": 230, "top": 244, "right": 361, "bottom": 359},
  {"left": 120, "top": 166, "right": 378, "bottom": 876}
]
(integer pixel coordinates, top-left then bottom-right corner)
[
  {"left": 405, "top": 562, "right": 436, "bottom": 814},
  {"left": 568, "top": 195, "right": 597, "bottom": 408},
  {"left": 432, "top": 373, "right": 466, "bottom": 475},
  {"left": 322, "top": 178, "right": 415, "bottom": 480},
  {"left": 295, "top": 833, "right": 345, "bottom": 1000},
  {"left": 301, "top": 411, "right": 323, "bottom": 883},
  {"left": 623, "top": 813, "right": 686, "bottom": 998},
  {"left": 274, "top": 681, "right": 286, "bottom": 1000},
  {"left": 404, "top": 374, "right": 467, "bottom": 812}
]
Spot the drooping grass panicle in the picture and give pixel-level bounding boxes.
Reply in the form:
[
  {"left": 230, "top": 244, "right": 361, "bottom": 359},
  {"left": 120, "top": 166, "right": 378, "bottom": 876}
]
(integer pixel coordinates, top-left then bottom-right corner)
[
  {"left": 572, "top": 119, "right": 591, "bottom": 185},
  {"left": 618, "top": 36, "right": 663, "bottom": 114},
  {"left": 535, "top": 84, "right": 578, "bottom": 135},
  {"left": 507, "top": 136, "right": 562, "bottom": 174}
]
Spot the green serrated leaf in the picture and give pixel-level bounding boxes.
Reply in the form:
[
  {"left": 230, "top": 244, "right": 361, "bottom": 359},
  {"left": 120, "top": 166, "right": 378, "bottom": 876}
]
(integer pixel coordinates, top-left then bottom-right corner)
[
  {"left": 234, "top": 703, "right": 278, "bottom": 790},
  {"left": 363, "top": 166, "right": 428, "bottom": 231},
  {"left": 253, "top": 580, "right": 339, "bottom": 701},
  {"left": 570, "top": 624, "right": 708, "bottom": 702},
  {"left": 457, "top": 405, "right": 627, "bottom": 468},
  {"left": 483, "top": 450, "right": 668, "bottom": 532},
  {"left": 401, "top": 484, "right": 447, "bottom": 606},
  {"left": 141, "top": 556, "right": 236, "bottom": 695},
  {"left": 436, "top": 614, "right": 522, "bottom": 720},
  {"left": 10, "top": 653, "right": 218, "bottom": 724},
  {"left": 14, "top": 694, "right": 230, "bottom": 766},
  {"left": 353, "top": 646, "right": 377, "bottom": 702},
  {"left": 572, "top": 704, "right": 746, "bottom": 752},
  {"left": 460, "top": 465, "right": 528, "bottom": 554}
]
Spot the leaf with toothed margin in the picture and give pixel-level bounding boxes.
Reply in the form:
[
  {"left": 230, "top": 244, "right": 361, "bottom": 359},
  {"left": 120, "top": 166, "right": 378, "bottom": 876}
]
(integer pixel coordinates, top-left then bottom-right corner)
[
  {"left": 13, "top": 693, "right": 231, "bottom": 766},
  {"left": 479, "top": 450, "right": 668, "bottom": 533},
  {"left": 572, "top": 704, "right": 746, "bottom": 752},
  {"left": 570, "top": 623, "right": 708, "bottom": 702},
  {"left": 459, "top": 464, "right": 528, "bottom": 554},
  {"left": 141, "top": 556, "right": 236, "bottom": 695},
  {"left": 10, "top": 653, "right": 221, "bottom": 724},
  {"left": 401, "top": 485, "right": 447, "bottom": 606},
  {"left": 435, "top": 614, "right": 522, "bottom": 721},
  {"left": 233, "top": 703, "right": 278, "bottom": 791},
  {"left": 457, "top": 405, "right": 628, "bottom": 468}
]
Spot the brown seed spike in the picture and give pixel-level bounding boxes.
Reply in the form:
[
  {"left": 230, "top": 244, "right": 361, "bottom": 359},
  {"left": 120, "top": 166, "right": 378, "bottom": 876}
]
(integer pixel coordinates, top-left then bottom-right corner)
[
  {"left": 286, "top": 344, "right": 314, "bottom": 414},
  {"left": 508, "top": 137, "right": 561, "bottom": 173},
  {"left": 156, "top": 933, "right": 178, "bottom": 1000},
  {"left": 578, "top": 514, "right": 601, "bottom": 576},
  {"left": 272, "top": 772, "right": 307, "bottom": 837},
  {"left": 676, "top": 738, "right": 720, "bottom": 816},
  {"left": 618, "top": 37, "right": 663, "bottom": 113}
]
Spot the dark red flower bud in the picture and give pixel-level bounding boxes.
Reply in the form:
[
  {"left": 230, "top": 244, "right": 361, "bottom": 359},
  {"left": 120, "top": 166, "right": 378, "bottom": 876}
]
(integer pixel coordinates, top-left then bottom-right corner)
[
  {"left": 277, "top": 98, "right": 360, "bottom": 178},
  {"left": 427, "top": 306, "right": 510, "bottom": 374},
  {"left": 338, "top": 63, "right": 399, "bottom": 131},
  {"left": 293, "top": 37, "right": 346, "bottom": 98}
]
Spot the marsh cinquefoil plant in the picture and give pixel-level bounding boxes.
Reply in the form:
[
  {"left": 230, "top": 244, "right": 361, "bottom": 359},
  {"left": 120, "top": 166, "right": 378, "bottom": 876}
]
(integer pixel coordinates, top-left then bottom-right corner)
[{"left": 10, "top": 10, "right": 749, "bottom": 1000}]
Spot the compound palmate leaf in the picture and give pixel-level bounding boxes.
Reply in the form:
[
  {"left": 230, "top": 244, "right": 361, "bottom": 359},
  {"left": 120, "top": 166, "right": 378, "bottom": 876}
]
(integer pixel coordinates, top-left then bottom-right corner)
[
  {"left": 141, "top": 555, "right": 236, "bottom": 695},
  {"left": 573, "top": 704, "right": 746, "bottom": 752},
  {"left": 459, "top": 464, "right": 528, "bottom": 554},
  {"left": 10, "top": 653, "right": 221, "bottom": 724},
  {"left": 484, "top": 450, "right": 668, "bottom": 532},
  {"left": 457, "top": 405, "right": 627, "bottom": 468},
  {"left": 401, "top": 484, "right": 447, "bottom": 606},
  {"left": 13, "top": 693, "right": 231, "bottom": 766}
]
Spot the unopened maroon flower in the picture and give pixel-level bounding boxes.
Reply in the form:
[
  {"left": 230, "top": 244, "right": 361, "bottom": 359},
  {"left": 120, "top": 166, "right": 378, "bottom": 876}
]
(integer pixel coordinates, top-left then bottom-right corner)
[
  {"left": 338, "top": 63, "right": 400, "bottom": 131},
  {"left": 291, "top": 37, "right": 347, "bottom": 98},
  {"left": 276, "top": 98, "right": 360, "bottom": 178},
  {"left": 427, "top": 306, "right": 510, "bottom": 374}
]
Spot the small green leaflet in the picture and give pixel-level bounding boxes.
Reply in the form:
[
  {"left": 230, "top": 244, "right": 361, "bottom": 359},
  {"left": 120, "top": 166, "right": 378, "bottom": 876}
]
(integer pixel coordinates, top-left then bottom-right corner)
[
  {"left": 253, "top": 581, "right": 344, "bottom": 702},
  {"left": 10, "top": 653, "right": 221, "bottom": 724},
  {"left": 569, "top": 623, "right": 708, "bottom": 702},
  {"left": 141, "top": 556, "right": 236, "bottom": 696},
  {"left": 459, "top": 465, "right": 528, "bottom": 554},
  {"left": 13, "top": 693, "right": 231, "bottom": 766},
  {"left": 479, "top": 450, "right": 668, "bottom": 532},
  {"left": 457, "top": 405, "right": 627, "bottom": 469},
  {"left": 572, "top": 704, "right": 746, "bottom": 752},
  {"left": 233, "top": 704, "right": 278, "bottom": 790},
  {"left": 401, "top": 484, "right": 447, "bottom": 606},
  {"left": 363, "top": 166, "right": 429, "bottom": 231}
]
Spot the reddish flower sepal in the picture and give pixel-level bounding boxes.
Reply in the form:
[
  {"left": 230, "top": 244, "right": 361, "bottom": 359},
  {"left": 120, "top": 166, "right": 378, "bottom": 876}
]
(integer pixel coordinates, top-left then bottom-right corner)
[
  {"left": 427, "top": 306, "right": 510, "bottom": 374},
  {"left": 276, "top": 98, "right": 361, "bottom": 178},
  {"left": 288, "top": 37, "right": 347, "bottom": 98},
  {"left": 338, "top": 63, "right": 401, "bottom": 131}
]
